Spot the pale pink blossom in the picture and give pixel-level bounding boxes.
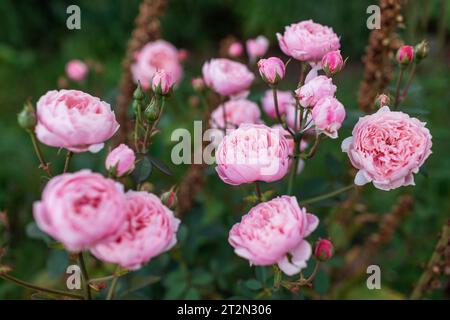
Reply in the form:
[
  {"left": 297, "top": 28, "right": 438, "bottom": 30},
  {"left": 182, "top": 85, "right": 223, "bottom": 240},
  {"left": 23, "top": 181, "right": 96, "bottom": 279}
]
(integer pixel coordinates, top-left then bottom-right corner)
[
  {"left": 229, "top": 195, "right": 319, "bottom": 276},
  {"left": 215, "top": 124, "right": 290, "bottom": 185},
  {"left": 35, "top": 90, "right": 119, "bottom": 153},
  {"left": 257, "top": 57, "right": 285, "bottom": 85},
  {"left": 131, "top": 40, "right": 183, "bottom": 89},
  {"left": 33, "top": 170, "right": 127, "bottom": 251},
  {"left": 295, "top": 75, "right": 336, "bottom": 108},
  {"left": 277, "top": 20, "right": 340, "bottom": 62},
  {"left": 228, "top": 42, "right": 244, "bottom": 57},
  {"left": 246, "top": 36, "right": 269, "bottom": 60},
  {"left": 202, "top": 58, "right": 254, "bottom": 97},
  {"left": 262, "top": 90, "right": 295, "bottom": 119},
  {"left": 210, "top": 99, "right": 261, "bottom": 129},
  {"left": 105, "top": 144, "right": 135, "bottom": 177},
  {"left": 65, "top": 60, "right": 88, "bottom": 82},
  {"left": 91, "top": 191, "right": 180, "bottom": 270},
  {"left": 311, "top": 96, "right": 345, "bottom": 139},
  {"left": 342, "top": 106, "right": 432, "bottom": 191}
]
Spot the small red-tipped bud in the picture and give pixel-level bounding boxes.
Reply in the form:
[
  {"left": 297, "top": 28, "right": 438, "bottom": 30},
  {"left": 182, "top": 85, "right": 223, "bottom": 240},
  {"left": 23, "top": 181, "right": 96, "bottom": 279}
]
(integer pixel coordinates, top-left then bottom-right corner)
[
  {"left": 396, "top": 45, "right": 414, "bottom": 66},
  {"left": 314, "top": 239, "right": 333, "bottom": 261},
  {"left": 374, "top": 93, "right": 391, "bottom": 108},
  {"left": 321, "top": 50, "right": 345, "bottom": 76},
  {"left": 161, "top": 189, "right": 177, "bottom": 209}
]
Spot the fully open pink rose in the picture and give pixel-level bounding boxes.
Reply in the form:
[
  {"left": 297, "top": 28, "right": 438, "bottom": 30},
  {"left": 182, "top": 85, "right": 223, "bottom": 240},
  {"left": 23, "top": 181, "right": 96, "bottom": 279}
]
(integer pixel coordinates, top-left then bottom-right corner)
[
  {"left": 342, "top": 106, "right": 432, "bottom": 191},
  {"left": 277, "top": 20, "right": 340, "bottom": 62},
  {"left": 131, "top": 40, "right": 183, "bottom": 89},
  {"left": 210, "top": 99, "right": 261, "bottom": 129},
  {"left": 215, "top": 124, "right": 290, "bottom": 185},
  {"left": 229, "top": 195, "right": 319, "bottom": 276},
  {"left": 262, "top": 90, "right": 295, "bottom": 119},
  {"left": 65, "top": 59, "right": 88, "bottom": 82},
  {"left": 312, "top": 96, "right": 345, "bottom": 139},
  {"left": 35, "top": 90, "right": 119, "bottom": 153},
  {"left": 33, "top": 170, "right": 127, "bottom": 251},
  {"left": 91, "top": 191, "right": 180, "bottom": 270},
  {"left": 295, "top": 75, "right": 336, "bottom": 108},
  {"left": 105, "top": 144, "right": 135, "bottom": 177},
  {"left": 202, "top": 58, "right": 254, "bottom": 97},
  {"left": 246, "top": 35, "right": 269, "bottom": 60}
]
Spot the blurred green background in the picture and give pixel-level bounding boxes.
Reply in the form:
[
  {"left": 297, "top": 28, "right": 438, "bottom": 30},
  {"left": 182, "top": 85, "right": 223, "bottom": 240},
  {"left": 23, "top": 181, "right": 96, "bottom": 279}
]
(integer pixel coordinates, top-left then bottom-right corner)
[{"left": 0, "top": 0, "right": 449, "bottom": 299}]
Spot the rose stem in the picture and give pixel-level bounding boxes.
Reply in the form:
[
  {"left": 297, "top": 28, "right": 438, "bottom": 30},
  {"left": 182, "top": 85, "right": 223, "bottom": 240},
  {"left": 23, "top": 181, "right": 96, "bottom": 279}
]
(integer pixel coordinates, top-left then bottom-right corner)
[
  {"left": 63, "top": 151, "right": 73, "bottom": 173},
  {"left": 28, "top": 131, "right": 52, "bottom": 177},
  {"left": 78, "top": 252, "right": 92, "bottom": 300},
  {"left": 299, "top": 184, "right": 355, "bottom": 206},
  {"left": 394, "top": 68, "right": 405, "bottom": 109}
]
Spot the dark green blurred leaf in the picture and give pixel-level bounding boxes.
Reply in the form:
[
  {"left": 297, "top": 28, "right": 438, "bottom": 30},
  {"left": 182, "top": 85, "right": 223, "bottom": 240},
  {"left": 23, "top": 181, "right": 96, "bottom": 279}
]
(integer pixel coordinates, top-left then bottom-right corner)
[
  {"left": 26, "top": 222, "right": 51, "bottom": 244},
  {"left": 244, "top": 279, "right": 262, "bottom": 291},
  {"left": 148, "top": 155, "right": 173, "bottom": 176},
  {"left": 132, "top": 155, "right": 152, "bottom": 184}
]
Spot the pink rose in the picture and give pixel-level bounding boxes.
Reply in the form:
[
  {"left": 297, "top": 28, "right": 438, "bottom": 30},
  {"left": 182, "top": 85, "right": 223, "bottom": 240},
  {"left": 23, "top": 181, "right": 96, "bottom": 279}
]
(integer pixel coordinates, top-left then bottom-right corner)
[
  {"left": 105, "top": 144, "right": 136, "bottom": 177},
  {"left": 262, "top": 90, "right": 295, "bottom": 119},
  {"left": 246, "top": 35, "right": 269, "bottom": 60},
  {"left": 277, "top": 20, "right": 340, "bottom": 62},
  {"left": 396, "top": 45, "right": 414, "bottom": 65},
  {"left": 35, "top": 90, "right": 119, "bottom": 153},
  {"left": 65, "top": 59, "right": 88, "bottom": 82},
  {"left": 229, "top": 195, "right": 319, "bottom": 276},
  {"left": 215, "top": 124, "right": 290, "bottom": 185},
  {"left": 311, "top": 97, "right": 345, "bottom": 139},
  {"left": 152, "top": 70, "right": 174, "bottom": 95},
  {"left": 228, "top": 42, "right": 243, "bottom": 57},
  {"left": 321, "top": 50, "right": 344, "bottom": 75},
  {"left": 202, "top": 58, "right": 254, "bottom": 97},
  {"left": 91, "top": 191, "right": 180, "bottom": 270},
  {"left": 131, "top": 40, "right": 183, "bottom": 89},
  {"left": 33, "top": 170, "right": 127, "bottom": 251},
  {"left": 257, "top": 57, "right": 285, "bottom": 85},
  {"left": 295, "top": 75, "right": 337, "bottom": 108},
  {"left": 342, "top": 106, "right": 432, "bottom": 190},
  {"left": 210, "top": 99, "right": 261, "bottom": 129}
]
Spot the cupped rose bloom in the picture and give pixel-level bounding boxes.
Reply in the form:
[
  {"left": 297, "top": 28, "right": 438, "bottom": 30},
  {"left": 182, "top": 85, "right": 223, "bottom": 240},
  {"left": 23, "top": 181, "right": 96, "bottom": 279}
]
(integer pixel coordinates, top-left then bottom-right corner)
[
  {"left": 257, "top": 57, "right": 285, "bottom": 85},
  {"left": 246, "top": 35, "right": 269, "bottom": 60},
  {"left": 229, "top": 195, "right": 319, "bottom": 276},
  {"left": 105, "top": 144, "right": 135, "bottom": 177},
  {"left": 65, "top": 59, "right": 88, "bottom": 82},
  {"left": 215, "top": 124, "right": 290, "bottom": 185},
  {"left": 33, "top": 170, "right": 127, "bottom": 251},
  {"left": 35, "top": 90, "right": 119, "bottom": 153},
  {"left": 91, "top": 191, "right": 180, "bottom": 270},
  {"left": 228, "top": 42, "right": 244, "bottom": 57},
  {"left": 311, "top": 97, "right": 345, "bottom": 139},
  {"left": 202, "top": 58, "right": 254, "bottom": 97},
  {"left": 277, "top": 20, "right": 340, "bottom": 62},
  {"left": 131, "top": 40, "right": 183, "bottom": 89},
  {"left": 152, "top": 70, "right": 173, "bottom": 95},
  {"left": 262, "top": 90, "right": 295, "bottom": 119},
  {"left": 341, "top": 106, "right": 432, "bottom": 191},
  {"left": 210, "top": 99, "right": 261, "bottom": 129},
  {"left": 295, "top": 75, "right": 336, "bottom": 108},
  {"left": 321, "top": 50, "right": 344, "bottom": 75}
]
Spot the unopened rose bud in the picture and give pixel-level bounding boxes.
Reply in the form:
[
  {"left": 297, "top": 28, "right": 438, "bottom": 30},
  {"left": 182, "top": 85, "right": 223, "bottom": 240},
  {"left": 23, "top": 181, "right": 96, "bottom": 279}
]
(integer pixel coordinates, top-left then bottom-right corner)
[
  {"left": 374, "top": 93, "right": 391, "bottom": 108},
  {"left": 396, "top": 45, "right": 414, "bottom": 66},
  {"left": 17, "top": 102, "right": 37, "bottom": 131},
  {"left": 191, "top": 77, "right": 205, "bottom": 92},
  {"left": 228, "top": 42, "right": 243, "bottom": 57},
  {"left": 105, "top": 144, "right": 136, "bottom": 177},
  {"left": 314, "top": 239, "right": 333, "bottom": 261},
  {"left": 161, "top": 189, "right": 177, "bottom": 209},
  {"left": 177, "top": 49, "right": 189, "bottom": 62},
  {"left": 257, "top": 57, "right": 285, "bottom": 85},
  {"left": 414, "top": 40, "right": 428, "bottom": 62},
  {"left": 321, "top": 50, "right": 345, "bottom": 76},
  {"left": 133, "top": 82, "right": 145, "bottom": 100},
  {"left": 152, "top": 70, "right": 173, "bottom": 96},
  {"left": 144, "top": 99, "right": 160, "bottom": 121}
]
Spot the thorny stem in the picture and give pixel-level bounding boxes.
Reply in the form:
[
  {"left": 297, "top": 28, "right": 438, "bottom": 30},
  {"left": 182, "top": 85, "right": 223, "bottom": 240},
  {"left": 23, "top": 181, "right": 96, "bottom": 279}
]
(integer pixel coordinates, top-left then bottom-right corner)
[
  {"left": 28, "top": 131, "right": 52, "bottom": 177},
  {"left": 63, "top": 151, "right": 73, "bottom": 173},
  {"left": 300, "top": 184, "right": 355, "bottom": 206},
  {"left": 304, "top": 134, "right": 323, "bottom": 159},
  {"left": 106, "top": 266, "right": 121, "bottom": 300},
  {"left": 394, "top": 68, "right": 405, "bottom": 109},
  {"left": 287, "top": 136, "right": 301, "bottom": 195},
  {"left": 399, "top": 63, "right": 417, "bottom": 103},
  {"left": 78, "top": 252, "right": 92, "bottom": 300},
  {"left": 297, "top": 62, "right": 307, "bottom": 88},
  {"left": 142, "top": 97, "right": 165, "bottom": 153},
  {"left": 272, "top": 87, "right": 294, "bottom": 137},
  {"left": 0, "top": 273, "right": 83, "bottom": 300}
]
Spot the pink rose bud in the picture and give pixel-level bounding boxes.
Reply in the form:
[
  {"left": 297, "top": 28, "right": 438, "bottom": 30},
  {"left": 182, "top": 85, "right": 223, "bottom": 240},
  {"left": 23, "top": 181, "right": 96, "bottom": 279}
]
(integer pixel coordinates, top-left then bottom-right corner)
[
  {"left": 341, "top": 106, "right": 432, "bottom": 191},
  {"left": 396, "top": 45, "right": 414, "bottom": 66},
  {"left": 374, "top": 93, "right": 391, "bottom": 108},
  {"left": 160, "top": 189, "right": 177, "bottom": 209},
  {"left": 152, "top": 70, "right": 173, "bottom": 96},
  {"left": 257, "top": 57, "right": 285, "bottom": 85},
  {"left": 177, "top": 48, "right": 189, "bottom": 62},
  {"left": 246, "top": 35, "right": 269, "bottom": 60},
  {"left": 228, "top": 42, "right": 244, "bottom": 57},
  {"left": 33, "top": 170, "right": 128, "bottom": 251},
  {"left": 312, "top": 96, "right": 346, "bottom": 139},
  {"left": 321, "top": 50, "right": 344, "bottom": 76},
  {"left": 105, "top": 144, "right": 136, "bottom": 177},
  {"left": 229, "top": 195, "right": 319, "bottom": 276},
  {"left": 314, "top": 239, "right": 333, "bottom": 261},
  {"left": 191, "top": 77, "right": 205, "bottom": 92},
  {"left": 65, "top": 59, "right": 88, "bottom": 82}
]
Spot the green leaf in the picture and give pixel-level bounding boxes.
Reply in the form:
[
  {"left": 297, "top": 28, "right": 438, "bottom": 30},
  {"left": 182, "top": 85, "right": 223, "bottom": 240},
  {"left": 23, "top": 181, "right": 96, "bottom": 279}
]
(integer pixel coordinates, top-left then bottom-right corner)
[
  {"left": 191, "top": 272, "right": 213, "bottom": 286},
  {"left": 255, "top": 267, "right": 268, "bottom": 285},
  {"left": 132, "top": 155, "right": 152, "bottom": 184},
  {"left": 26, "top": 222, "right": 52, "bottom": 244},
  {"left": 148, "top": 155, "right": 173, "bottom": 176},
  {"left": 165, "top": 282, "right": 187, "bottom": 299},
  {"left": 184, "top": 287, "right": 201, "bottom": 300},
  {"left": 244, "top": 279, "right": 262, "bottom": 291}
]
